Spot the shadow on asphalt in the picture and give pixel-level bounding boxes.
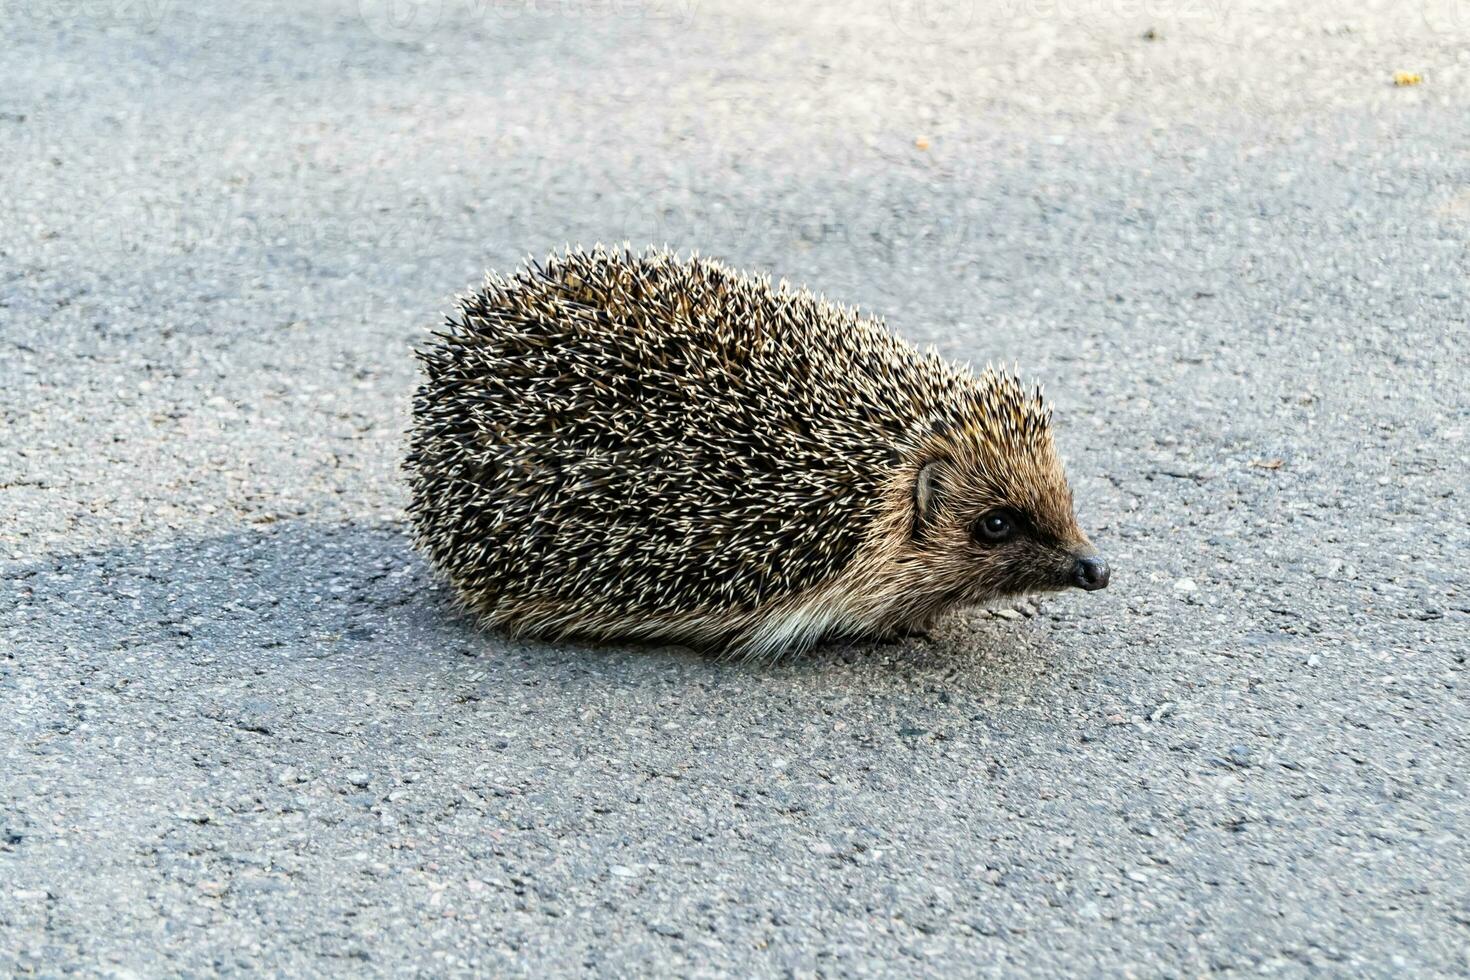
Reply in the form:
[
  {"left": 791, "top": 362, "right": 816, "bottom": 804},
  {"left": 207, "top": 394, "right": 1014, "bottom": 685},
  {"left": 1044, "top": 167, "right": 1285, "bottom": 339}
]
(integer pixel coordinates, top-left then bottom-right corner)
[{"left": 7, "top": 520, "right": 1063, "bottom": 693}]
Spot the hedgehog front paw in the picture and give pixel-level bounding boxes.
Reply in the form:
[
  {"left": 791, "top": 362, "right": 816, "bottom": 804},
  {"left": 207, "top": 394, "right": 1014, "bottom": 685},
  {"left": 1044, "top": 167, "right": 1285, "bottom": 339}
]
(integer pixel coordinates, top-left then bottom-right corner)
[
  {"left": 874, "top": 621, "right": 935, "bottom": 645},
  {"left": 984, "top": 596, "right": 1046, "bottom": 621}
]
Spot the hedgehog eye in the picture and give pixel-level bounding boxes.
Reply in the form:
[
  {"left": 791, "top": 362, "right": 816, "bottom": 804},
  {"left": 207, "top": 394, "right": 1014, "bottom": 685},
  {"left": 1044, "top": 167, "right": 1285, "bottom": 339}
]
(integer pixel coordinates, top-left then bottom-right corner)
[{"left": 973, "top": 510, "right": 1017, "bottom": 545}]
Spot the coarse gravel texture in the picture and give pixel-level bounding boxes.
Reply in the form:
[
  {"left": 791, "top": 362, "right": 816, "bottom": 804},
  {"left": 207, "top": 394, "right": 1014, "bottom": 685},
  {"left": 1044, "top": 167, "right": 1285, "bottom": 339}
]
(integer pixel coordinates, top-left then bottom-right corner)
[{"left": 3, "top": 0, "right": 1468, "bottom": 975}]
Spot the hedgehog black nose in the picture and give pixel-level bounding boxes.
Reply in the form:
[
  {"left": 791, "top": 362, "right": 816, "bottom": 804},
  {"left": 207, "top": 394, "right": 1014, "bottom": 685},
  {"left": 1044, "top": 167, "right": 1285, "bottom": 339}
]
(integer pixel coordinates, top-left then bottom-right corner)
[{"left": 1072, "top": 556, "right": 1110, "bottom": 591}]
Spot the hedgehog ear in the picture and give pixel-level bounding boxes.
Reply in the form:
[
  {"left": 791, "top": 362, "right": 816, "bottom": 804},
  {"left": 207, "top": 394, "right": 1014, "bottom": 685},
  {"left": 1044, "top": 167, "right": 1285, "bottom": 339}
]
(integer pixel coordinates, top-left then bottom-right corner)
[{"left": 914, "top": 458, "right": 949, "bottom": 538}]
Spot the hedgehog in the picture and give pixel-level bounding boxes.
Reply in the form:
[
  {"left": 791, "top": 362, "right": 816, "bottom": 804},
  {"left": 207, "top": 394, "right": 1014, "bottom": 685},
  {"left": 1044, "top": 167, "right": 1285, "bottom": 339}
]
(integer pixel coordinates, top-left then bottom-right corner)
[{"left": 405, "top": 245, "right": 1109, "bottom": 659}]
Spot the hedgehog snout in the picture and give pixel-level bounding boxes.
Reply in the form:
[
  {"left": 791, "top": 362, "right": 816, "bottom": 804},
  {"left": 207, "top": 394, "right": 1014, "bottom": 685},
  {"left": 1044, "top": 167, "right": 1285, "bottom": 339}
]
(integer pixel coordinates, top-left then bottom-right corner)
[{"left": 1071, "top": 555, "right": 1110, "bottom": 592}]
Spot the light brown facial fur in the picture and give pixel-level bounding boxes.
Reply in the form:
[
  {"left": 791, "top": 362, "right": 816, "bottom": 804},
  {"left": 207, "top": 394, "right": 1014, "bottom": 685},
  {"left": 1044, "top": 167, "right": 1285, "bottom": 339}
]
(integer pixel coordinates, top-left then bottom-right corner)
[
  {"left": 910, "top": 428, "right": 1097, "bottom": 607},
  {"left": 833, "top": 370, "right": 1108, "bottom": 639}
]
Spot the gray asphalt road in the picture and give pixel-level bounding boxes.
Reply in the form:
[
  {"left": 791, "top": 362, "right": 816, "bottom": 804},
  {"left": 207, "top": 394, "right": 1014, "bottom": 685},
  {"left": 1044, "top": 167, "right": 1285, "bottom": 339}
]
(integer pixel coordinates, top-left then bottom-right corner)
[{"left": 3, "top": 0, "right": 1468, "bottom": 974}]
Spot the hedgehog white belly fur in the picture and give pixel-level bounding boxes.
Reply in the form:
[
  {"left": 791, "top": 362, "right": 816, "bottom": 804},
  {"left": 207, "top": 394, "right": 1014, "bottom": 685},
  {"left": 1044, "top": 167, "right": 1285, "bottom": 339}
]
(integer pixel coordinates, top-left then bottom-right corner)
[{"left": 406, "top": 246, "right": 1110, "bottom": 658}]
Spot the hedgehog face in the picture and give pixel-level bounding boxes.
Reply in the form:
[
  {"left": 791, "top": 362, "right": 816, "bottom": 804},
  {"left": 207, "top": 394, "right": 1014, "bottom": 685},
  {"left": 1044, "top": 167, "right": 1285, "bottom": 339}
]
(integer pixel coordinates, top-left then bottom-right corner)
[{"left": 910, "top": 435, "right": 1108, "bottom": 607}]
